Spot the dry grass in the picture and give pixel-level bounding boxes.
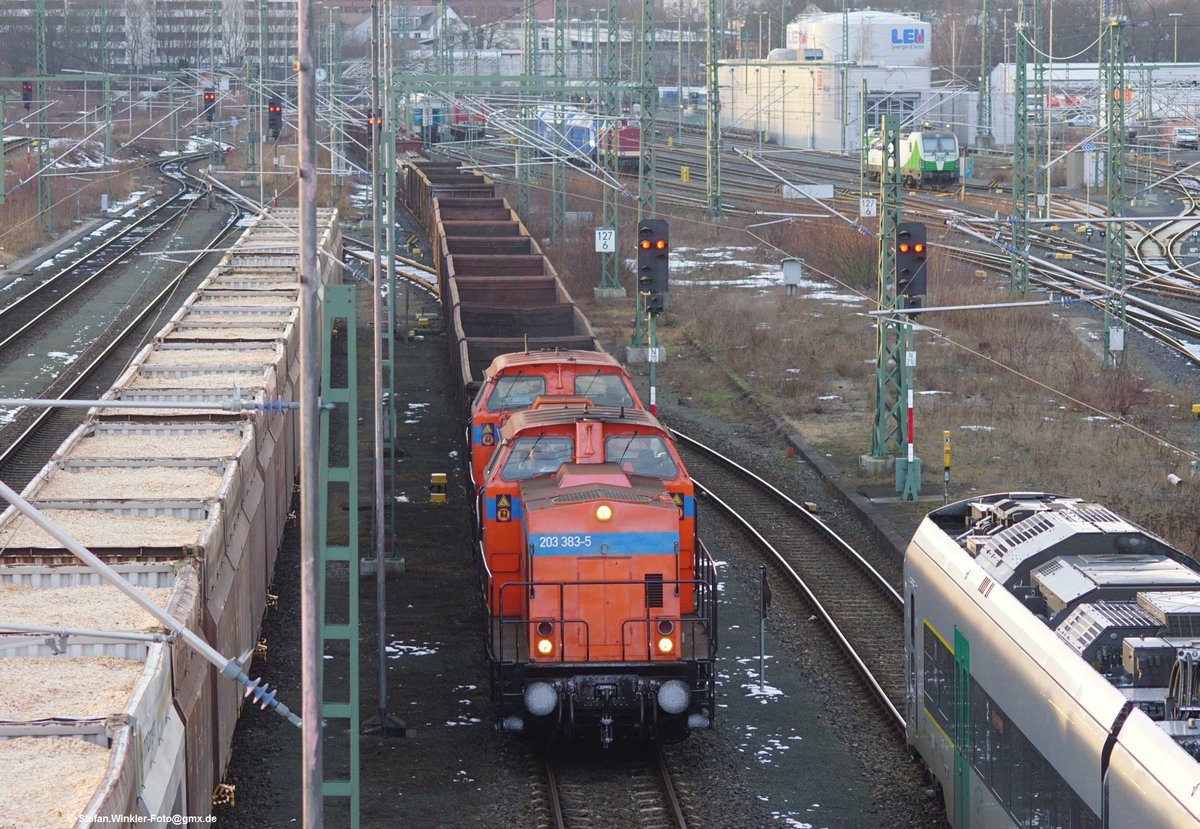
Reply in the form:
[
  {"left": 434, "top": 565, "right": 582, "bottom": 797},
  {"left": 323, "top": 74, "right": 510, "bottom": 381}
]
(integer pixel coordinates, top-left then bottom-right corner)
[{"left": 564, "top": 208, "right": 1200, "bottom": 552}]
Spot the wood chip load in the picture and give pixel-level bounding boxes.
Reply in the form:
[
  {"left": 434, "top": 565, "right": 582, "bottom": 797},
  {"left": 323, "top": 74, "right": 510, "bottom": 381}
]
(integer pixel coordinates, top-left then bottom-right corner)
[
  {"left": 36, "top": 467, "right": 223, "bottom": 500},
  {"left": 142, "top": 348, "right": 279, "bottom": 368},
  {"left": 193, "top": 294, "right": 297, "bottom": 306},
  {"left": 125, "top": 372, "right": 269, "bottom": 391},
  {"left": 0, "top": 737, "right": 111, "bottom": 829},
  {"left": 0, "top": 656, "right": 143, "bottom": 719},
  {"left": 0, "top": 208, "right": 341, "bottom": 821},
  {"left": 0, "top": 582, "right": 171, "bottom": 631},
  {"left": 71, "top": 431, "right": 243, "bottom": 460},
  {"left": 162, "top": 323, "right": 295, "bottom": 341},
  {"left": 0, "top": 510, "right": 204, "bottom": 550}
]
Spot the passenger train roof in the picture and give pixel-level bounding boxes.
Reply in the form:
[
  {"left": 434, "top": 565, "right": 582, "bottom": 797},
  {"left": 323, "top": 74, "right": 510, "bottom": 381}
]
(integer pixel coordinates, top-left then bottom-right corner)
[{"left": 929, "top": 493, "right": 1183, "bottom": 590}]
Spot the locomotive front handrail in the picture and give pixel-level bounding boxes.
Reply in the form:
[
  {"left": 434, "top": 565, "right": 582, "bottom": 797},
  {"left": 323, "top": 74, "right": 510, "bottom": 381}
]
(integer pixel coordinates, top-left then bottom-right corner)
[{"left": 495, "top": 575, "right": 718, "bottom": 665}]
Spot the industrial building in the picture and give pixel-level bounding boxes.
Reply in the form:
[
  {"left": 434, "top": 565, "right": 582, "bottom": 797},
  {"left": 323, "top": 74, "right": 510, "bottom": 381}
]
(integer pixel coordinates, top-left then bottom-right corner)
[{"left": 718, "top": 10, "right": 975, "bottom": 153}]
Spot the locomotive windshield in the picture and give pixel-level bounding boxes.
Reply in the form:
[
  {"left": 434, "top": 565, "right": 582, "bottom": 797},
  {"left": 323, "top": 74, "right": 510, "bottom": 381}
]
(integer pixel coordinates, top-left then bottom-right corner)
[
  {"left": 605, "top": 435, "right": 678, "bottom": 478},
  {"left": 501, "top": 436, "right": 574, "bottom": 480},
  {"left": 574, "top": 372, "right": 635, "bottom": 408},
  {"left": 487, "top": 375, "right": 547, "bottom": 411},
  {"left": 923, "top": 134, "right": 957, "bottom": 154}
]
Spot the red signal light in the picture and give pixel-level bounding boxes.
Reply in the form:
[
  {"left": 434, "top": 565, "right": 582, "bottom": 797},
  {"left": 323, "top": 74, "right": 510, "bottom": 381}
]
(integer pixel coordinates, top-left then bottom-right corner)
[
  {"left": 639, "top": 240, "right": 651, "bottom": 250},
  {"left": 655, "top": 239, "right": 666, "bottom": 250},
  {"left": 898, "top": 243, "right": 911, "bottom": 253},
  {"left": 914, "top": 243, "right": 925, "bottom": 253}
]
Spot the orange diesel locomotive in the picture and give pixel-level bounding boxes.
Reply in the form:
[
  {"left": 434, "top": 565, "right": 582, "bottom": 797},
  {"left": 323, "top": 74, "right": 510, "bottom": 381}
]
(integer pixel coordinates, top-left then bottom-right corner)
[
  {"left": 477, "top": 403, "right": 717, "bottom": 744},
  {"left": 467, "top": 350, "right": 641, "bottom": 488}
]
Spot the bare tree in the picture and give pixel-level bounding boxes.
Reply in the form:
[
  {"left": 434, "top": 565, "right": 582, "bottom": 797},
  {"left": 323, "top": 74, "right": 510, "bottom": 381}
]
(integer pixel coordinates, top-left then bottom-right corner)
[
  {"left": 222, "top": 0, "right": 248, "bottom": 66},
  {"left": 123, "top": 0, "right": 154, "bottom": 71}
]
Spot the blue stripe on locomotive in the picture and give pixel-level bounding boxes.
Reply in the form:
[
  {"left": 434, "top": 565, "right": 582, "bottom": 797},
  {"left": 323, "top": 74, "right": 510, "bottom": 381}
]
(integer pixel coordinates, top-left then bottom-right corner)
[{"left": 528, "top": 531, "right": 679, "bottom": 556}]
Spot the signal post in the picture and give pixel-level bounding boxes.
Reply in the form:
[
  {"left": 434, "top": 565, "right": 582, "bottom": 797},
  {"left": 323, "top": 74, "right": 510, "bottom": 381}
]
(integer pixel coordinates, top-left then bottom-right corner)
[{"left": 632, "top": 219, "right": 669, "bottom": 414}]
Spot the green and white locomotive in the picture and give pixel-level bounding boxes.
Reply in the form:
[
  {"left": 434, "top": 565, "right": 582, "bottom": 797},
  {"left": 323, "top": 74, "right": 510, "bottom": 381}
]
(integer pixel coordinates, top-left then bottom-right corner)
[{"left": 865, "top": 124, "right": 959, "bottom": 189}]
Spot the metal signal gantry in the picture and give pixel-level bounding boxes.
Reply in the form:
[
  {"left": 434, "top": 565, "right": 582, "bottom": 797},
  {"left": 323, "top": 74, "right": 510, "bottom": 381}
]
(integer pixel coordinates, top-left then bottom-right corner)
[
  {"left": 1102, "top": 9, "right": 1128, "bottom": 368},
  {"left": 1010, "top": 0, "right": 1031, "bottom": 298}
]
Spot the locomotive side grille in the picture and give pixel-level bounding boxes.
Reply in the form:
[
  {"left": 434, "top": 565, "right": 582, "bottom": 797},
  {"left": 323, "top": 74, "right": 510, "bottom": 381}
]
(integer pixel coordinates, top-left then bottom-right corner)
[
  {"left": 645, "top": 574, "right": 664, "bottom": 608},
  {"left": 554, "top": 488, "right": 652, "bottom": 504}
]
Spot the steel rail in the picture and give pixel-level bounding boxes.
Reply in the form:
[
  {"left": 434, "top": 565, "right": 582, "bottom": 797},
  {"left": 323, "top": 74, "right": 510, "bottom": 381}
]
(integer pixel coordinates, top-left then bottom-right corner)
[
  {"left": 0, "top": 153, "right": 209, "bottom": 345},
  {"left": 694, "top": 478, "right": 905, "bottom": 731},
  {"left": 671, "top": 427, "right": 902, "bottom": 605},
  {"left": 0, "top": 161, "right": 243, "bottom": 472},
  {"left": 654, "top": 748, "right": 690, "bottom": 829}
]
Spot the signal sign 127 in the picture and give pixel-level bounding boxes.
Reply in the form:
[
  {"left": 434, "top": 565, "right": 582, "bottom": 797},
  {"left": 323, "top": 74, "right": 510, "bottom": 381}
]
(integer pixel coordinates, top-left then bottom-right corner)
[{"left": 594, "top": 228, "right": 616, "bottom": 253}]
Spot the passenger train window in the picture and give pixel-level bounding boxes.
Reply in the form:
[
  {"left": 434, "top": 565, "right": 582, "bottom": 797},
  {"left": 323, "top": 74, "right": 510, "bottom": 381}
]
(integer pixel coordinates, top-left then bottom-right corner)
[
  {"left": 501, "top": 436, "right": 574, "bottom": 480},
  {"left": 487, "top": 376, "right": 547, "bottom": 411},
  {"left": 574, "top": 373, "right": 635, "bottom": 408},
  {"left": 605, "top": 435, "right": 677, "bottom": 478}
]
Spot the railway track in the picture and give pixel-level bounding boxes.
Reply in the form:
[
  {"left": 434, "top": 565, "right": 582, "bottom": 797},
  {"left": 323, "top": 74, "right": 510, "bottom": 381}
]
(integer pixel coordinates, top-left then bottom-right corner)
[
  {"left": 536, "top": 746, "right": 690, "bottom": 829},
  {"left": 0, "top": 154, "right": 208, "bottom": 341},
  {"left": 0, "top": 158, "right": 244, "bottom": 487},
  {"left": 671, "top": 428, "right": 907, "bottom": 732}
]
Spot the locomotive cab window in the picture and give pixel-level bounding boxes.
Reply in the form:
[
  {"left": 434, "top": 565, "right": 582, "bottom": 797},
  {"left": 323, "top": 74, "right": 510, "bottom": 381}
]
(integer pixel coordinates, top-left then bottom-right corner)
[
  {"left": 605, "top": 435, "right": 678, "bottom": 478},
  {"left": 502, "top": 436, "right": 574, "bottom": 480},
  {"left": 573, "top": 372, "right": 635, "bottom": 408},
  {"left": 925, "top": 134, "right": 956, "bottom": 154},
  {"left": 487, "top": 375, "right": 547, "bottom": 411}
]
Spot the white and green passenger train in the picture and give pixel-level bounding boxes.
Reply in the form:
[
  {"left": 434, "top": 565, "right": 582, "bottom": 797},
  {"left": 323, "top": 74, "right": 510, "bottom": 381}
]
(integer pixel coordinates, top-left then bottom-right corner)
[
  {"left": 865, "top": 125, "right": 960, "bottom": 189},
  {"left": 906, "top": 493, "right": 1200, "bottom": 828}
]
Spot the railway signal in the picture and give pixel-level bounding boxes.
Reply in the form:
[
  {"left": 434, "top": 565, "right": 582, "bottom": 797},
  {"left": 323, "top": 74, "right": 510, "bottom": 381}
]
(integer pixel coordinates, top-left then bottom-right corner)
[
  {"left": 268, "top": 98, "right": 283, "bottom": 139},
  {"left": 21, "top": 80, "right": 33, "bottom": 110},
  {"left": 895, "top": 222, "right": 928, "bottom": 309},
  {"left": 202, "top": 88, "right": 217, "bottom": 122},
  {"left": 366, "top": 111, "right": 382, "bottom": 145},
  {"left": 637, "top": 219, "right": 669, "bottom": 315}
]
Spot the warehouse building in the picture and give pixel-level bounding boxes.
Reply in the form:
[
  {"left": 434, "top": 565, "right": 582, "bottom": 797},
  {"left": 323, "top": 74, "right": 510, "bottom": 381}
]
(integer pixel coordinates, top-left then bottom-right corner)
[{"left": 718, "top": 10, "right": 976, "bottom": 153}]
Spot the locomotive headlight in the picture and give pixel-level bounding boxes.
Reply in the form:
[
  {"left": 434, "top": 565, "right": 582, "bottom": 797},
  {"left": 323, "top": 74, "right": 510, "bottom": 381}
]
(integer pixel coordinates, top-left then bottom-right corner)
[
  {"left": 657, "top": 637, "right": 675, "bottom": 654},
  {"left": 535, "top": 621, "right": 555, "bottom": 655},
  {"left": 594, "top": 504, "right": 613, "bottom": 522}
]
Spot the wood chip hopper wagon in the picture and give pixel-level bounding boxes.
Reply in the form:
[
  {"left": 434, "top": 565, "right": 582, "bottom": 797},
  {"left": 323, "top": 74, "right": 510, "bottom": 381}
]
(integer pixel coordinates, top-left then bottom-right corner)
[
  {"left": 401, "top": 159, "right": 602, "bottom": 413},
  {"left": 0, "top": 209, "right": 341, "bottom": 824}
]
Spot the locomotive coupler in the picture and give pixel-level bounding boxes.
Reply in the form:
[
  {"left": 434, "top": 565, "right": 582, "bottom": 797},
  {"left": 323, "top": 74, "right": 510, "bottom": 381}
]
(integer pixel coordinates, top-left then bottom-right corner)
[{"left": 597, "top": 683, "right": 617, "bottom": 748}]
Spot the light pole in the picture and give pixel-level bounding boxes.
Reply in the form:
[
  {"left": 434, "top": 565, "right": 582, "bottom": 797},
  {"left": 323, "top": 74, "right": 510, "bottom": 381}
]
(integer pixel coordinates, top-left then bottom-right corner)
[
  {"left": 677, "top": 0, "right": 683, "bottom": 137},
  {"left": 592, "top": 9, "right": 600, "bottom": 77},
  {"left": 809, "top": 67, "right": 815, "bottom": 149},
  {"left": 756, "top": 11, "right": 767, "bottom": 58},
  {"left": 1170, "top": 13, "right": 1182, "bottom": 63}
]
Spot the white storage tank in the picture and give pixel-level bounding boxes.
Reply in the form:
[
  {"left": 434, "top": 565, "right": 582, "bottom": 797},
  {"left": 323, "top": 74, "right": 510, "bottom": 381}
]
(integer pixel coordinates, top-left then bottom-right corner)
[{"left": 786, "top": 10, "right": 930, "bottom": 67}]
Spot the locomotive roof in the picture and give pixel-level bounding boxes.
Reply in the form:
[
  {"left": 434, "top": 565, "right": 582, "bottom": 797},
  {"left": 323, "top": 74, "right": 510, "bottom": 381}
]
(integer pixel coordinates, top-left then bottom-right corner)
[
  {"left": 484, "top": 349, "right": 623, "bottom": 378},
  {"left": 500, "top": 404, "right": 665, "bottom": 441},
  {"left": 519, "top": 463, "right": 676, "bottom": 508}
]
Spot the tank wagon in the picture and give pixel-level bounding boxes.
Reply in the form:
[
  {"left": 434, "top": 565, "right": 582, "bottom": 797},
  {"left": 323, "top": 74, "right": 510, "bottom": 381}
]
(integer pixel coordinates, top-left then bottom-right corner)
[
  {"left": 0, "top": 208, "right": 341, "bottom": 824},
  {"left": 906, "top": 493, "right": 1200, "bottom": 828},
  {"left": 866, "top": 124, "right": 959, "bottom": 189},
  {"left": 402, "top": 159, "right": 718, "bottom": 743}
]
